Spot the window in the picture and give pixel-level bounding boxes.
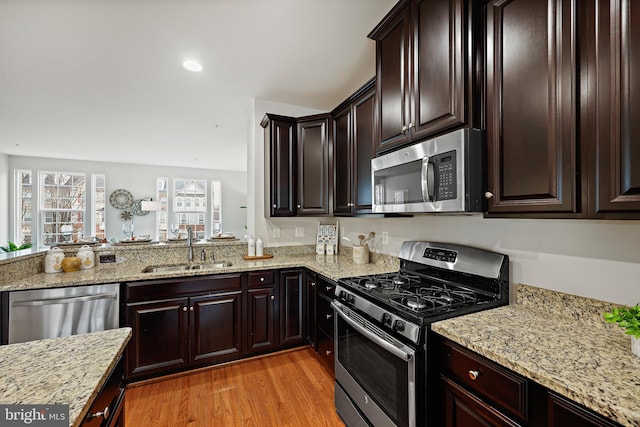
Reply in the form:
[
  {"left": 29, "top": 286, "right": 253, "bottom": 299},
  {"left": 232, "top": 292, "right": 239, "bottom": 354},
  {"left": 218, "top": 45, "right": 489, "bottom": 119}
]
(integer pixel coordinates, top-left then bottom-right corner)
[
  {"left": 93, "top": 174, "right": 106, "bottom": 239},
  {"left": 174, "top": 178, "right": 207, "bottom": 240},
  {"left": 16, "top": 170, "right": 32, "bottom": 245},
  {"left": 156, "top": 177, "right": 168, "bottom": 241},
  {"left": 40, "top": 171, "right": 86, "bottom": 245},
  {"left": 157, "top": 178, "right": 222, "bottom": 240},
  {"left": 14, "top": 169, "right": 105, "bottom": 247},
  {"left": 211, "top": 181, "right": 222, "bottom": 235}
]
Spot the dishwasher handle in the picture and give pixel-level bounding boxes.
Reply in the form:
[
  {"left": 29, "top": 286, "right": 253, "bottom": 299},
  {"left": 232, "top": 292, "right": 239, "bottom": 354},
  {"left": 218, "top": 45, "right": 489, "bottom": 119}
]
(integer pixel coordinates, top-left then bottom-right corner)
[{"left": 11, "top": 293, "right": 118, "bottom": 307}]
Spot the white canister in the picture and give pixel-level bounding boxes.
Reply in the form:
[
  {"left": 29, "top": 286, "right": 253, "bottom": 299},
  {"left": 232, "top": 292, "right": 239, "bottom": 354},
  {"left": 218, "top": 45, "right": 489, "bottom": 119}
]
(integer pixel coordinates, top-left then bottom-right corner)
[
  {"left": 77, "top": 245, "right": 95, "bottom": 269},
  {"left": 256, "top": 236, "right": 264, "bottom": 257},
  {"left": 248, "top": 235, "right": 256, "bottom": 257},
  {"left": 44, "top": 247, "right": 65, "bottom": 273}
]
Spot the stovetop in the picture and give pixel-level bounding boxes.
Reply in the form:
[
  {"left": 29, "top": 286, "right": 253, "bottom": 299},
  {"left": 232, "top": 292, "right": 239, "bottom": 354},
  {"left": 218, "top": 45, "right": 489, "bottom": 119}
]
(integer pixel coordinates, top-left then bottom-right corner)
[
  {"left": 334, "top": 242, "right": 509, "bottom": 341},
  {"left": 339, "top": 271, "right": 495, "bottom": 320}
]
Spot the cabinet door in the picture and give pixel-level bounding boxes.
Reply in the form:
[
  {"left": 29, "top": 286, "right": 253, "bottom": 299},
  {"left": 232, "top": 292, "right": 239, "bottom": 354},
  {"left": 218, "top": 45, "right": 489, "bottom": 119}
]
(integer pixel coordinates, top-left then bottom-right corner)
[
  {"left": 333, "top": 106, "right": 353, "bottom": 215},
  {"left": 125, "top": 298, "right": 189, "bottom": 379},
  {"left": 593, "top": 0, "right": 640, "bottom": 213},
  {"left": 486, "top": 0, "right": 577, "bottom": 213},
  {"left": 352, "top": 87, "right": 376, "bottom": 213},
  {"left": 265, "top": 116, "right": 297, "bottom": 217},
  {"left": 373, "top": 4, "right": 412, "bottom": 152},
  {"left": 411, "top": 0, "right": 466, "bottom": 140},
  {"left": 190, "top": 292, "right": 242, "bottom": 366},
  {"left": 297, "top": 116, "right": 330, "bottom": 215},
  {"left": 306, "top": 272, "right": 317, "bottom": 349},
  {"left": 279, "top": 269, "right": 305, "bottom": 346},
  {"left": 441, "top": 377, "right": 523, "bottom": 427},
  {"left": 247, "top": 287, "right": 276, "bottom": 352}
]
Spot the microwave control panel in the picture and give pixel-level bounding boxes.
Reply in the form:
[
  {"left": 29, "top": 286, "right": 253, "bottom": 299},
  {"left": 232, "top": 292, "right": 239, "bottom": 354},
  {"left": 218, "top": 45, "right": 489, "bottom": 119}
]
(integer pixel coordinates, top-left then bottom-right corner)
[{"left": 434, "top": 151, "right": 457, "bottom": 200}]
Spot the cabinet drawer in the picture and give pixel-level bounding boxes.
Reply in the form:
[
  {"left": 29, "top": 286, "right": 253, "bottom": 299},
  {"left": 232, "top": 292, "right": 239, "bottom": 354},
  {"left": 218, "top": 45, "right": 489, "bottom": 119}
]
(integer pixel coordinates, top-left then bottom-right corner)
[
  {"left": 82, "top": 358, "right": 124, "bottom": 426},
  {"left": 126, "top": 274, "right": 242, "bottom": 302},
  {"left": 440, "top": 340, "right": 528, "bottom": 420},
  {"left": 317, "top": 294, "right": 334, "bottom": 338},
  {"left": 248, "top": 271, "right": 275, "bottom": 288},
  {"left": 317, "top": 331, "right": 335, "bottom": 376},
  {"left": 317, "top": 279, "right": 336, "bottom": 298}
]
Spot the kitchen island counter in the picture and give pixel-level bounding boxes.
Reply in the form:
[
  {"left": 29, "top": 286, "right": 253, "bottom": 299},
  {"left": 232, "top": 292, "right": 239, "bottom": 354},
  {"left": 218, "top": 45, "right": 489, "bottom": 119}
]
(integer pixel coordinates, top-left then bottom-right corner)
[
  {"left": 0, "top": 328, "right": 132, "bottom": 427},
  {"left": 432, "top": 285, "right": 639, "bottom": 427}
]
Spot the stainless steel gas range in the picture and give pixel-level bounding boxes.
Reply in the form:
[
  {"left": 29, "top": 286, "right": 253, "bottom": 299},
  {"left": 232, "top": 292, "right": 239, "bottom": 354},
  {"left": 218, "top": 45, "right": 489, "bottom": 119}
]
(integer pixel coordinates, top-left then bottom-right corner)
[{"left": 332, "top": 241, "right": 509, "bottom": 427}]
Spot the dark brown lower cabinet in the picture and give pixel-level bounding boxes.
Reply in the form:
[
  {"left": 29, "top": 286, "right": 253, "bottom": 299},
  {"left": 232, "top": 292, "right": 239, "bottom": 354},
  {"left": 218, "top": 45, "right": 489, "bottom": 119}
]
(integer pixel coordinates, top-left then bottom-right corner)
[
  {"left": 123, "top": 274, "right": 243, "bottom": 380},
  {"left": 279, "top": 269, "right": 305, "bottom": 346},
  {"left": 82, "top": 357, "right": 125, "bottom": 427},
  {"left": 314, "top": 276, "right": 336, "bottom": 376},
  {"left": 190, "top": 292, "right": 242, "bottom": 366},
  {"left": 547, "top": 393, "right": 622, "bottom": 427},
  {"left": 246, "top": 287, "right": 276, "bottom": 352},
  {"left": 437, "top": 336, "right": 623, "bottom": 427}
]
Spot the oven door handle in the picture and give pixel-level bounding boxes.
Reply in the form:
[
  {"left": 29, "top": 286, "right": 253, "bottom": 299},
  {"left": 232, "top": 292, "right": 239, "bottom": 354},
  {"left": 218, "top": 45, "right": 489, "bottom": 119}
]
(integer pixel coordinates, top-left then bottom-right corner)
[{"left": 332, "top": 302, "right": 415, "bottom": 362}]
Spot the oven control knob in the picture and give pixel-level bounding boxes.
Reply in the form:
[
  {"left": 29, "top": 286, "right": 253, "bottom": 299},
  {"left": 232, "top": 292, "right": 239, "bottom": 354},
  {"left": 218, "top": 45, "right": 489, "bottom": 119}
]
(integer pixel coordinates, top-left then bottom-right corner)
[
  {"left": 382, "top": 313, "right": 392, "bottom": 326},
  {"left": 339, "top": 290, "right": 347, "bottom": 300},
  {"left": 394, "top": 320, "right": 405, "bottom": 332},
  {"left": 347, "top": 294, "right": 356, "bottom": 304}
]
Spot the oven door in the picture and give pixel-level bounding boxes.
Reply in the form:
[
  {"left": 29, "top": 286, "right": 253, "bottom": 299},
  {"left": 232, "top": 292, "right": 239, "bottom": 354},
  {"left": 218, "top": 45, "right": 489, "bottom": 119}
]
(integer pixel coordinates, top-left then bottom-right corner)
[{"left": 332, "top": 300, "right": 417, "bottom": 427}]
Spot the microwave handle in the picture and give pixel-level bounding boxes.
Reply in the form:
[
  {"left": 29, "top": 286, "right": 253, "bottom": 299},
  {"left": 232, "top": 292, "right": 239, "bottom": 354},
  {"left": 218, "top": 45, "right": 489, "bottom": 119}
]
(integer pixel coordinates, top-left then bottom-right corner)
[{"left": 421, "top": 157, "right": 435, "bottom": 202}]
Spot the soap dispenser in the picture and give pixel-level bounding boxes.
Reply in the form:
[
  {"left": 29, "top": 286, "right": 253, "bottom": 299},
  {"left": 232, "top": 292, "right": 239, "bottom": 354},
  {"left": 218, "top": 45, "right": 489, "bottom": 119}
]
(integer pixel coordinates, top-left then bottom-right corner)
[{"left": 248, "top": 235, "right": 256, "bottom": 257}]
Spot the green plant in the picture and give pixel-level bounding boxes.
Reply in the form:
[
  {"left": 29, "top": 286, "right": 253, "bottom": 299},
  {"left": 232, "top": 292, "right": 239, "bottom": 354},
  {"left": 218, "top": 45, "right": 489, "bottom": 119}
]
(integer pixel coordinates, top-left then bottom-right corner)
[
  {"left": 604, "top": 304, "right": 640, "bottom": 338},
  {"left": 1, "top": 241, "right": 32, "bottom": 252}
]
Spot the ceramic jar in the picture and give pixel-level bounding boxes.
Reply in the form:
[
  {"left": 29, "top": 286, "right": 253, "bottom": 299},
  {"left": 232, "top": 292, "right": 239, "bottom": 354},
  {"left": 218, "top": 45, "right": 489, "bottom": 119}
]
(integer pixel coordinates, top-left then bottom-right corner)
[
  {"left": 77, "top": 245, "right": 95, "bottom": 269},
  {"left": 61, "top": 257, "right": 82, "bottom": 272},
  {"left": 352, "top": 245, "right": 370, "bottom": 264},
  {"left": 44, "top": 247, "right": 65, "bottom": 273}
]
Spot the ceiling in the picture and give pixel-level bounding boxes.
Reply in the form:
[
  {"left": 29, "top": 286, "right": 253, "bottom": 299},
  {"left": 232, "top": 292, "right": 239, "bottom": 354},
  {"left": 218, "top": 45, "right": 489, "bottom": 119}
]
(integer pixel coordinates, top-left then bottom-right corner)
[{"left": 0, "top": 0, "right": 396, "bottom": 172}]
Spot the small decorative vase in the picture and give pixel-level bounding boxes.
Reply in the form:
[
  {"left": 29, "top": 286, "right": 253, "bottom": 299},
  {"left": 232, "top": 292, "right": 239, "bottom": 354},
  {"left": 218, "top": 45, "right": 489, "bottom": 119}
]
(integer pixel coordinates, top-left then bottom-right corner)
[{"left": 631, "top": 336, "right": 640, "bottom": 357}]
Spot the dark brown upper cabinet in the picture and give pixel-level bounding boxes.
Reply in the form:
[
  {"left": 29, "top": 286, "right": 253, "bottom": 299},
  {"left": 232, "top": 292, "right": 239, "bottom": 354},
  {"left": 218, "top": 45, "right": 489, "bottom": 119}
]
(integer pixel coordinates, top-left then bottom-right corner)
[
  {"left": 485, "top": 0, "right": 640, "bottom": 218},
  {"left": 590, "top": 0, "right": 640, "bottom": 215},
  {"left": 261, "top": 114, "right": 297, "bottom": 217},
  {"left": 332, "top": 78, "right": 376, "bottom": 216},
  {"left": 297, "top": 114, "right": 331, "bottom": 216},
  {"left": 485, "top": 0, "right": 577, "bottom": 214},
  {"left": 261, "top": 113, "right": 331, "bottom": 217},
  {"left": 368, "top": 0, "right": 473, "bottom": 154}
]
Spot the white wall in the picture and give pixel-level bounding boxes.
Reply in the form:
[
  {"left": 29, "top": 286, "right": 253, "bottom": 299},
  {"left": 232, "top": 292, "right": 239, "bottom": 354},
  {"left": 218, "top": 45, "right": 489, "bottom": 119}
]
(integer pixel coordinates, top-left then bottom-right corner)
[
  {"left": 249, "top": 104, "right": 640, "bottom": 305},
  {"left": 0, "top": 153, "right": 8, "bottom": 245},
  {"left": 8, "top": 156, "right": 247, "bottom": 243}
]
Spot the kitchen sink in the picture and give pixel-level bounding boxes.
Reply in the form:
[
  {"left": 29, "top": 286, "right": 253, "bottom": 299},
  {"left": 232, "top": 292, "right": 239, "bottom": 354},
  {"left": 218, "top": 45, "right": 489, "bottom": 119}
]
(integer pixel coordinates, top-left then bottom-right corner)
[{"left": 142, "top": 261, "right": 232, "bottom": 273}]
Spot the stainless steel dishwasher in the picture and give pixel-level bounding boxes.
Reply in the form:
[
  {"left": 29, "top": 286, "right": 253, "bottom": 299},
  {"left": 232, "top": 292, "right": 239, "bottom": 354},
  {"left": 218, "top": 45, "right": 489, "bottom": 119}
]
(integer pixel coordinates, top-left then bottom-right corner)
[{"left": 7, "top": 284, "right": 119, "bottom": 344}]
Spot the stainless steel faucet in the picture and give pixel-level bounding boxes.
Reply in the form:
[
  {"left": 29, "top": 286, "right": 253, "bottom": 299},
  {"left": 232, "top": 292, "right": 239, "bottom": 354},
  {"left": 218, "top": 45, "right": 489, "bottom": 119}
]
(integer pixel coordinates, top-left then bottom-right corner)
[{"left": 187, "top": 227, "right": 194, "bottom": 263}]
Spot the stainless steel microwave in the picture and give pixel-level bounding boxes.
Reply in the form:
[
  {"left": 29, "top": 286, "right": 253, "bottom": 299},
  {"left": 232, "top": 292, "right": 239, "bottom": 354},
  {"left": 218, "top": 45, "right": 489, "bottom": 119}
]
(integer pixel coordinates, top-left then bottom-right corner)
[{"left": 371, "top": 128, "right": 484, "bottom": 213}]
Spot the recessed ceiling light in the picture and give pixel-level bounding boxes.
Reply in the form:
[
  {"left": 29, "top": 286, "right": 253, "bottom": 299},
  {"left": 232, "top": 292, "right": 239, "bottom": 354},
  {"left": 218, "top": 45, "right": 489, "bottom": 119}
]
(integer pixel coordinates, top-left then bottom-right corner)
[{"left": 183, "top": 60, "right": 203, "bottom": 72}]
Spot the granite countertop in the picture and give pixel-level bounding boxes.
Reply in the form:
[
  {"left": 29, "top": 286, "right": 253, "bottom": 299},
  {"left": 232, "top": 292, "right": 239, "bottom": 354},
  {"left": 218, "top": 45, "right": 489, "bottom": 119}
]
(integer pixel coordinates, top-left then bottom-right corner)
[
  {"left": 432, "top": 291, "right": 640, "bottom": 427},
  {"left": 0, "top": 328, "right": 132, "bottom": 427},
  {"left": 0, "top": 253, "right": 398, "bottom": 292}
]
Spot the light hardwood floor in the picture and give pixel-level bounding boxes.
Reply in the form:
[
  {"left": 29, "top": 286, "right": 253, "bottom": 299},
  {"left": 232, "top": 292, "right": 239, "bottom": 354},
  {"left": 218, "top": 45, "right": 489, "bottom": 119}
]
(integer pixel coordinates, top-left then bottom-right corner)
[{"left": 125, "top": 347, "right": 345, "bottom": 426}]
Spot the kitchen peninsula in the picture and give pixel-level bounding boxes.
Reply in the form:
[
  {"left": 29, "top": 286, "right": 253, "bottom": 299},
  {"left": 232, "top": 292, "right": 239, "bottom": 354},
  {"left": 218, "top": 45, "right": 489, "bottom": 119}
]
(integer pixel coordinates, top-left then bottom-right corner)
[{"left": 0, "top": 328, "right": 131, "bottom": 427}]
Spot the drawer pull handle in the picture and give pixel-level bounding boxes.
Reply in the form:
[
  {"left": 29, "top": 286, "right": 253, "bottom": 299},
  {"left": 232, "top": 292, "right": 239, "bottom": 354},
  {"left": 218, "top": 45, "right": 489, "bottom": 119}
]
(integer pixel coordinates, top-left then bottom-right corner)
[
  {"left": 325, "top": 314, "right": 333, "bottom": 320},
  {"left": 89, "top": 406, "right": 110, "bottom": 420},
  {"left": 325, "top": 286, "right": 332, "bottom": 292},
  {"left": 260, "top": 277, "right": 265, "bottom": 282},
  {"left": 326, "top": 350, "right": 332, "bottom": 356},
  {"left": 182, "top": 307, "right": 187, "bottom": 312},
  {"left": 270, "top": 295, "right": 275, "bottom": 300},
  {"left": 190, "top": 306, "right": 194, "bottom": 312},
  {"left": 468, "top": 370, "right": 480, "bottom": 380}
]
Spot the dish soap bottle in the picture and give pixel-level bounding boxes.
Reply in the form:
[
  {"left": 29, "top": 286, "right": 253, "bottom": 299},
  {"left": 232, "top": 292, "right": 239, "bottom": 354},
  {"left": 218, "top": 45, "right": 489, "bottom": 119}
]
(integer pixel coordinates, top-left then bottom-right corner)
[
  {"left": 248, "top": 235, "right": 256, "bottom": 257},
  {"left": 256, "top": 236, "right": 264, "bottom": 257}
]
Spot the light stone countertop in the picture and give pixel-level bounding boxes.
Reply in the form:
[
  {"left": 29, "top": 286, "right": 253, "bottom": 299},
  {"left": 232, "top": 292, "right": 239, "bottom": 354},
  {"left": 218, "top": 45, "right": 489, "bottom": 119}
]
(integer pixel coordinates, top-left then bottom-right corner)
[
  {"left": 0, "top": 328, "right": 132, "bottom": 427},
  {"left": 0, "top": 253, "right": 398, "bottom": 292},
  {"left": 431, "top": 288, "right": 640, "bottom": 427}
]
